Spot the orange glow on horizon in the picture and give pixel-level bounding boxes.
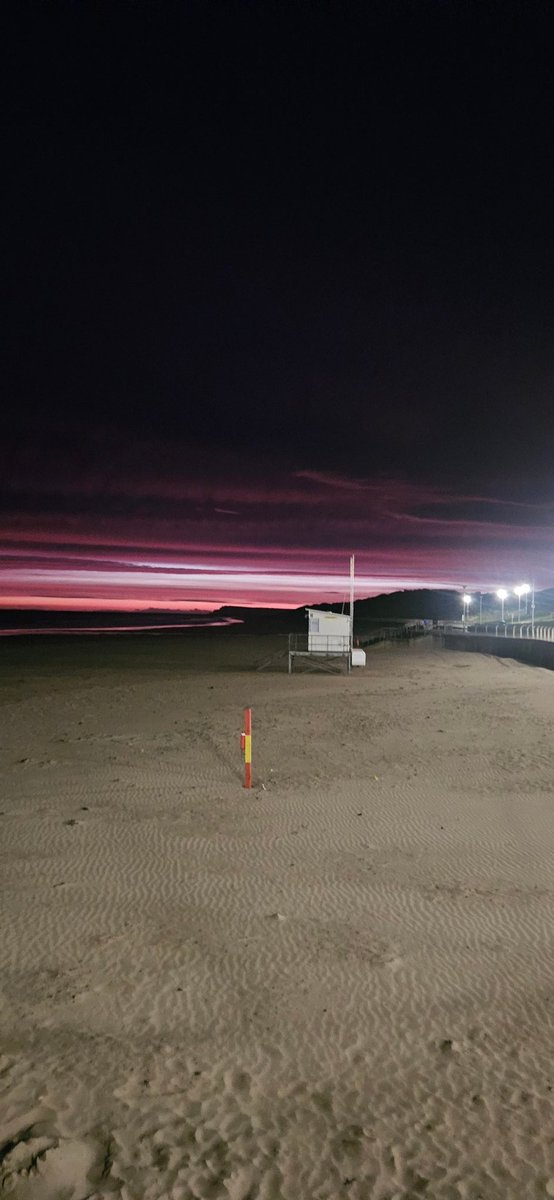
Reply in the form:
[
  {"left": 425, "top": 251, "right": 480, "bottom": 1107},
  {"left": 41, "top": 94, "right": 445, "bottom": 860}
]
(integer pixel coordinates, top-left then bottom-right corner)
[{"left": 0, "top": 595, "right": 301, "bottom": 612}]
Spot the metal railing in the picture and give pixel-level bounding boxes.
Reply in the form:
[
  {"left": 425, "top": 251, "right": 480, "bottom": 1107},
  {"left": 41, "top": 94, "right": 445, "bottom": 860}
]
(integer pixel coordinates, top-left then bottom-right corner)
[
  {"left": 444, "top": 623, "right": 554, "bottom": 642},
  {"left": 288, "top": 631, "right": 352, "bottom": 674},
  {"left": 288, "top": 632, "right": 351, "bottom": 655},
  {"left": 359, "top": 625, "right": 427, "bottom": 646}
]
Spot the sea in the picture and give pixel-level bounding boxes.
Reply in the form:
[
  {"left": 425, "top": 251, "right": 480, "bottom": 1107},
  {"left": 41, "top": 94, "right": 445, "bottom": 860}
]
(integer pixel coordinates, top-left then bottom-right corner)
[{"left": 0, "top": 612, "right": 243, "bottom": 637}]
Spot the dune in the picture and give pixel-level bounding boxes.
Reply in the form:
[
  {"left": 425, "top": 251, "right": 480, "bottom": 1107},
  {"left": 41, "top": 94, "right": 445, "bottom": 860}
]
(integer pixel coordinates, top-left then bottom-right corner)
[{"left": 1, "top": 633, "right": 554, "bottom": 1199}]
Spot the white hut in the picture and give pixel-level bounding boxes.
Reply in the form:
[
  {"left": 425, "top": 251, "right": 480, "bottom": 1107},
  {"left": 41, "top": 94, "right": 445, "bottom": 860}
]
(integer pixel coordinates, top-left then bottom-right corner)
[
  {"left": 286, "top": 557, "right": 366, "bottom": 673},
  {"left": 306, "top": 609, "right": 351, "bottom": 654}
]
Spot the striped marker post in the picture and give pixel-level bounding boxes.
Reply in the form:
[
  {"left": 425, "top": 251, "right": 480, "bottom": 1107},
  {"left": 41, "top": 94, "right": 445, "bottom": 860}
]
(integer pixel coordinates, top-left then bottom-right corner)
[{"left": 241, "top": 707, "right": 252, "bottom": 788}]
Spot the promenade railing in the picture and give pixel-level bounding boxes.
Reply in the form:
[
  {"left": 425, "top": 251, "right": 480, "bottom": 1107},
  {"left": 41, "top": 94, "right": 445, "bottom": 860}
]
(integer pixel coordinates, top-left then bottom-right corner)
[{"left": 444, "top": 623, "right": 554, "bottom": 642}]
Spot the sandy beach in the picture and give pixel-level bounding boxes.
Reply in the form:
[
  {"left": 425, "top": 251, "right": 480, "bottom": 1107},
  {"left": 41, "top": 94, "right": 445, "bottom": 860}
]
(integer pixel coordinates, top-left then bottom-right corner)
[{"left": 1, "top": 633, "right": 554, "bottom": 1200}]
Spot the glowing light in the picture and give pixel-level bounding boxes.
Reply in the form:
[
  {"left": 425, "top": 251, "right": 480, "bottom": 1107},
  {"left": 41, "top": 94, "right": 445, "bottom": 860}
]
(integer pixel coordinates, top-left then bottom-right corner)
[{"left": 496, "top": 587, "right": 509, "bottom": 620}]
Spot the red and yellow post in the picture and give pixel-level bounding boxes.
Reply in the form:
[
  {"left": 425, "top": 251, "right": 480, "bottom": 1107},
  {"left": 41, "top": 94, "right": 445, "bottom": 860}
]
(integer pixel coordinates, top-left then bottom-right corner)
[{"left": 240, "top": 707, "right": 252, "bottom": 788}]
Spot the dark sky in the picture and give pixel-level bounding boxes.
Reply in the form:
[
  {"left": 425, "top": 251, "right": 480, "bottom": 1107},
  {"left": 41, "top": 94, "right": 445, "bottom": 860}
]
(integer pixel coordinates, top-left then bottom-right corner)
[{"left": 3, "top": 0, "right": 554, "bottom": 609}]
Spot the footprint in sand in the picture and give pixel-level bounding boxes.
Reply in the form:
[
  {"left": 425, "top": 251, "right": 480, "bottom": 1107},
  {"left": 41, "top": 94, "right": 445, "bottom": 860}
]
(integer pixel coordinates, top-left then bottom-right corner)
[{"left": 0, "top": 1109, "right": 117, "bottom": 1200}]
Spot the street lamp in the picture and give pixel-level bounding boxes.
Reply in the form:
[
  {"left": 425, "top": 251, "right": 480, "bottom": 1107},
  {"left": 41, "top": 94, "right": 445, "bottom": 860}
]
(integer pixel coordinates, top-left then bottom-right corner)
[
  {"left": 514, "top": 583, "right": 531, "bottom": 620},
  {"left": 462, "top": 593, "right": 472, "bottom": 625},
  {"left": 497, "top": 588, "right": 509, "bottom": 622}
]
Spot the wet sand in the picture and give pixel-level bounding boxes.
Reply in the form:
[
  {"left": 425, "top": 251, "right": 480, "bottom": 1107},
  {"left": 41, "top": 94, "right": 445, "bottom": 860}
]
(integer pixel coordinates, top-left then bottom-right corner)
[{"left": 1, "top": 634, "right": 554, "bottom": 1199}]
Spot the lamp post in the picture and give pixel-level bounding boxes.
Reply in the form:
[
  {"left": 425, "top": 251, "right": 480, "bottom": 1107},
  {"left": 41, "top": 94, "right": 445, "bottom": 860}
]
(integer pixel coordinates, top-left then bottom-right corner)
[
  {"left": 462, "top": 592, "right": 472, "bottom": 625},
  {"left": 514, "top": 583, "right": 531, "bottom": 622},
  {"left": 497, "top": 588, "right": 508, "bottom": 622}
]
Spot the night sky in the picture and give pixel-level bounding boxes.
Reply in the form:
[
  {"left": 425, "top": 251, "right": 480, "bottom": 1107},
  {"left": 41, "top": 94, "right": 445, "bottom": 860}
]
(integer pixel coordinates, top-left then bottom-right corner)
[{"left": 4, "top": 0, "right": 554, "bottom": 610}]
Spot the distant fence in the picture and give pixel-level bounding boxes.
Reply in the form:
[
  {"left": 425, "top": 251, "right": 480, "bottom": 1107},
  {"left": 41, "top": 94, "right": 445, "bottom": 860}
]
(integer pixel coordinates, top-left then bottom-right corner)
[
  {"left": 444, "top": 623, "right": 554, "bottom": 642},
  {"left": 359, "top": 624, "right": 427, "bottom": 647},
  {"left": 461, "top": 624, "right": 554, "bottom": 642},
  {"left": 443, "top": 626, "right": 554, "bottom": 671}
]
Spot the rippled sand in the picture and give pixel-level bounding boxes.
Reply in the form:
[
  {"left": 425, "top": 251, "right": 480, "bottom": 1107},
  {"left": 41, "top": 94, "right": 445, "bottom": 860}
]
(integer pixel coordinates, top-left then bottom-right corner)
[{"left": 1, "top": 634, "right": 554, "bottom": 1199}]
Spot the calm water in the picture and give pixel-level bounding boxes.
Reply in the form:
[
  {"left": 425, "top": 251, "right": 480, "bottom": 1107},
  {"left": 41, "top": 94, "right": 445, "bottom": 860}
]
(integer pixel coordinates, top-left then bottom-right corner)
[{"left": 0, "top": 614, "right": 243, "bottom": 637}]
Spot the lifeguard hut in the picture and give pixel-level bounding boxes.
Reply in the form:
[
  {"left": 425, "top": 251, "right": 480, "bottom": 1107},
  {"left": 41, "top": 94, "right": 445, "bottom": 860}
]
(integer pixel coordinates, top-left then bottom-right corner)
[
  {"left": 287, "top": 555, "right": 367, "bottom": 673},
  {"left": 288, "top": 608, "right": 352, "bottom": 673}
]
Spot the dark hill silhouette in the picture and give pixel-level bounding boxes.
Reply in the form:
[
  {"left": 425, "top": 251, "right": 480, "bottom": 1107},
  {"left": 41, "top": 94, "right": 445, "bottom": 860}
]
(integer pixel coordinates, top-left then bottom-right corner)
[
  {"left": 221, "top": 589, "right": 468, "bottom": 626},
  {"left": 310, "top": 588, "right": 461, "bottom": 621},
  {"left": 220, "top": 587, "right": 554, "bottom": 629}
]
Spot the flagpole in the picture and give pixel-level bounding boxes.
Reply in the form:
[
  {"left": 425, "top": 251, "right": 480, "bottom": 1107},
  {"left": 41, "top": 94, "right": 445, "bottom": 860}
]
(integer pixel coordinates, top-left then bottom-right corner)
[{"left": 349, "top": 554, "right": 355, "bottom": 652}]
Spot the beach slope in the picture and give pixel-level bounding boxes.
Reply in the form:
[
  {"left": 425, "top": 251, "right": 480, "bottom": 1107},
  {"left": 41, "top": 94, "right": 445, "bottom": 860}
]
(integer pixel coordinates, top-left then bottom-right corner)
[{"left": 1, "top": 635, "right": 554, "bottom": 1199}]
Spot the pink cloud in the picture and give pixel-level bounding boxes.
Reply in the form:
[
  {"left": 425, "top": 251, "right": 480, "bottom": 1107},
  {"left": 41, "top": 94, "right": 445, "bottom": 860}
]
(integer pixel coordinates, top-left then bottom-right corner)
[{"left": 1, "top": 440, "right": 553, "bottom": 609}]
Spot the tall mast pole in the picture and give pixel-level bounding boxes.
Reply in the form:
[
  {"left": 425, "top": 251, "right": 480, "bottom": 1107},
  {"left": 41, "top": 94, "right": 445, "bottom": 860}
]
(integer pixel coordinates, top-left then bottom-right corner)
[{"left": 349, "top": 554, "right": 355, "bottom": 652}]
